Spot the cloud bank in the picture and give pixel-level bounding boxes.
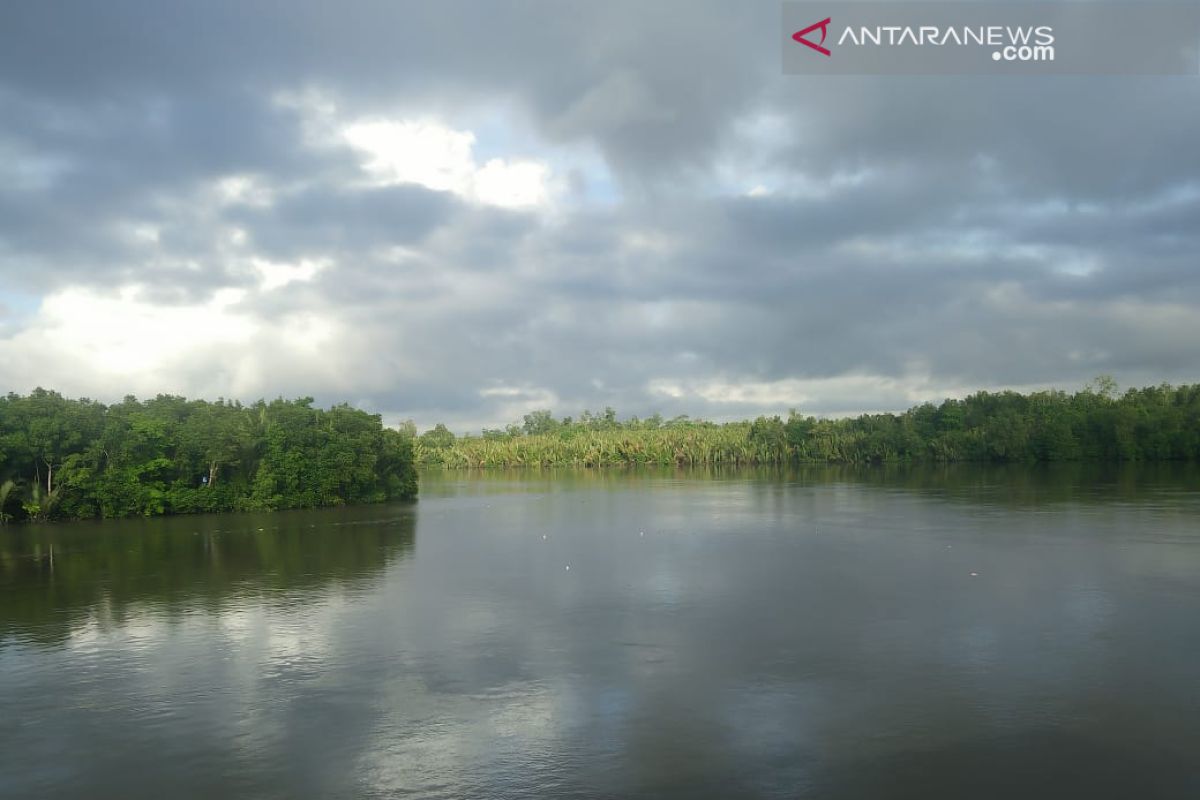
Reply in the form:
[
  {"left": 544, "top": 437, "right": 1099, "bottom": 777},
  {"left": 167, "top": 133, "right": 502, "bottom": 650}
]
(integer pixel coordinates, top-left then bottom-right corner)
[{"left": 2, "top": 1, "right": 1198, "bottom": 430}]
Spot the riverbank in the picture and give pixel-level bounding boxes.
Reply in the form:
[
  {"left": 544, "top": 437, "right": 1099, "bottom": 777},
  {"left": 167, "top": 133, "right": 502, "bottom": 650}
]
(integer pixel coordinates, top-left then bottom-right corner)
[{"left": 414, "top": 381, "right": 1200, "bottom": 468}]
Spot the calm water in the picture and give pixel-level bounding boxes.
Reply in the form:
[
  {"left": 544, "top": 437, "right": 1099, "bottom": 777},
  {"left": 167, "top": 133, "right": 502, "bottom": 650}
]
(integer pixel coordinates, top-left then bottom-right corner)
[{"left": 2, "top": 465, "right": 1199, "bottom": 799}]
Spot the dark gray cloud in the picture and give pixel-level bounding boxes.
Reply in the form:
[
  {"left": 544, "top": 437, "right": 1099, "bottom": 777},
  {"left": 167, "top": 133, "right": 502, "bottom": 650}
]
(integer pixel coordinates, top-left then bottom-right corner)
[
  {"left": 229, "top": 184, "right": 462, "bottom": 261},
  {"left": 0, "top": 1, "right": 1197, "bottom": 429}
]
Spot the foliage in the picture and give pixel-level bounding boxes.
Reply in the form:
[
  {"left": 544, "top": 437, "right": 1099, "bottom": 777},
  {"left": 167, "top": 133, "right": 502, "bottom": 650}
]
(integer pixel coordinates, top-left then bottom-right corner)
[
  {"left": 414, "top": 379, "right": 1200, "bottom": 468},
  {"left": 0, "top": 389, "right": 417, "bottom": 522}
]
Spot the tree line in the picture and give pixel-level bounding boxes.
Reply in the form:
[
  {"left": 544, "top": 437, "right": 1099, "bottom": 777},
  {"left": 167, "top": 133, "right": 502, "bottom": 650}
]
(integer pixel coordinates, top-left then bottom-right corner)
[
  {"left": 414, "top": 379, "right": 1200, "bottom": 467},
  {"left": 5, "top": 379, "right": 1193, "bottom": 519},
  {"left": 0, "top": 390, "right": 417, "bottom": 522}
]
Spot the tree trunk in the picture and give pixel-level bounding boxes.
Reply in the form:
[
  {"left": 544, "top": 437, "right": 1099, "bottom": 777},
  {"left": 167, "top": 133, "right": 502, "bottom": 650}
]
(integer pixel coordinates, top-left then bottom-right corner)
[{"left": 208, "top": 461, "right": 219, "bottom": 487}]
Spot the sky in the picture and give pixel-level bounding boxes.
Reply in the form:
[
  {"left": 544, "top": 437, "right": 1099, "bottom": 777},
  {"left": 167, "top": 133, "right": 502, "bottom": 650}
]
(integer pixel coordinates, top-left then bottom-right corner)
[{"left": 2, "top": 1, "right": 1198, "bottom": 432}]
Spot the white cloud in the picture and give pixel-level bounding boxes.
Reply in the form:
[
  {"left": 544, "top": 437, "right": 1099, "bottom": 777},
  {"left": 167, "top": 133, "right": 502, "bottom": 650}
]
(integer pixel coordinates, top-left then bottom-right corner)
[
  {"left": 27, "top": 285, "right": 254, "bottom": 378},
  {"left": 252, "top": 257, "right": 327, "bottom": 290},
  {"left": 343, "top": 119, "right": 477, "bottom": 194},
  {"left": 473, "top": 158, "right": 549, "bottom": 208},
  {"left": 342, "top": 118, "right": 552, "bottom": 209},
  {"left": 0, "top": 283, "right": 365, "bottom": 401}
]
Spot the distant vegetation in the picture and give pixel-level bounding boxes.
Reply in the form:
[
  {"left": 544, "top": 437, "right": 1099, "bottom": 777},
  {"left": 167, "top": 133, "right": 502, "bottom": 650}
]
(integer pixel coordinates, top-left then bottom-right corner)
[
  {"left": 415, "top": 379, "right": 1200, "bottom": 468},
  {"left": 5, "top": 379, "right": 1194, "bottom": 520},
  {"left": 0, "top": 391, "right": 417, "bottom": 522}
]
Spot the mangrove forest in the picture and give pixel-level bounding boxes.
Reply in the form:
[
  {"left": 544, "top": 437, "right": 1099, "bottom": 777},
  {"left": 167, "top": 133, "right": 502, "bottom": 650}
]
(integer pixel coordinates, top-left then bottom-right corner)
[
  {"left": 0, "top": 390, "right": 417, "bottom": 522},
  {"left": 415, "top": 379, "right": 1200, "bottom": 467},
  {"left": 3, "top": 379, "right": 1197, "bottom": 520}
]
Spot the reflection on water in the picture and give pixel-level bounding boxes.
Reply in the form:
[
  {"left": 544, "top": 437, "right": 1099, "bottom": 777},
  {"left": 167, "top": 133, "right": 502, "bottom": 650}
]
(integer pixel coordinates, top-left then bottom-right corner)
[
  {"left": 1, "top": 466, "right": 1199, "bottom": 799},
  {"left": 0, "top": 505, "right": 416, "bottom": 646}
]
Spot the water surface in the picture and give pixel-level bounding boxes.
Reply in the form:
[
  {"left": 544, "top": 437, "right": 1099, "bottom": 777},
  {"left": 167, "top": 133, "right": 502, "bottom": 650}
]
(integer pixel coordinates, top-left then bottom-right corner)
[{"left": 2, "top": 465, "right": 1199, "bottom": 798}]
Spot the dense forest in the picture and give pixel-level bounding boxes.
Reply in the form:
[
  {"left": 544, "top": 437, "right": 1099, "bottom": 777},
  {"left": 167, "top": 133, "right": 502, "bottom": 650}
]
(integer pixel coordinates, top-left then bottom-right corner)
[
  {"left": 0, "top": 390, "right": 417, "bottom": 522},
  {"left": 3, "top": 380, "right": 1195, "bottom": 521},
  {"left": 415, "top": 379, "right": 1200, "bottom": 467}
]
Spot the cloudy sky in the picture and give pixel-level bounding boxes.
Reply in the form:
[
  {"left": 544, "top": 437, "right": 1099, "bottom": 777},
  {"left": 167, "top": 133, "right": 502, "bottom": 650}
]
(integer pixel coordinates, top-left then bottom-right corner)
[{"left": 2, "top": 1, "right": 1198, "bottom": 431}]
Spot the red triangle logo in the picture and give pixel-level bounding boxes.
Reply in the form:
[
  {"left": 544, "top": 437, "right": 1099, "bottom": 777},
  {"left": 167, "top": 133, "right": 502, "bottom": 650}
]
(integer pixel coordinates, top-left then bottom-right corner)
[{"left": 793, "top": 18, "right": 832, "bottom": 57}]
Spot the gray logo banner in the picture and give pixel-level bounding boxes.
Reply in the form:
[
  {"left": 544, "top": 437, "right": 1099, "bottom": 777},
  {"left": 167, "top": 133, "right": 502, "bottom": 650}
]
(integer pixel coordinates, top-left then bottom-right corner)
[{"left": 782, "top": 2, "right": 1200, "bottom": 75}]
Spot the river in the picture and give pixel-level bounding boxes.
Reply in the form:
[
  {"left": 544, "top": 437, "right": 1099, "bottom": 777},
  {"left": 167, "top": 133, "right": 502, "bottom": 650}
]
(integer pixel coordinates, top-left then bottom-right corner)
[{"left": 2, "top": 465, "right": 1198, "bottom": 798}]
